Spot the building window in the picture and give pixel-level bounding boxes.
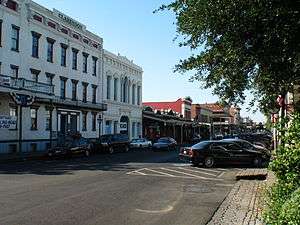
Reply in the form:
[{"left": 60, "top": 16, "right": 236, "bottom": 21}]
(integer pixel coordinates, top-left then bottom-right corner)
[
  {"left": 71, "top": 80, "right": 78, "bottom": 101},
  {"left": 137, "top": 86, "right": 141, "bottom": 105},
  {"left": 60, "top": 44, "right": 68, "bottom": 67},
  {"left": 6, "top": 0, "right": 18, "bottom": 11},
  {"left": 9, "top": 106, "right": 17, "bottom": 129},
  {"left": 46, "top": 73, "right": 54, "bottom": 85},
  {"left": 107, "top": 76, "right": 111, "bottom": 100},
  {"left": 45, "top": 109, "right": 51, "bottom": 131},
  {"left": 60, "top": 77, "right": 67, "bottom": 99},
  {"left": 47, "top": 37, "right": 55, "bottom": 63},
  {"left": 92, "top": 113, "right": 97, "bottom": 131},
  {"left": 137, "top": 122, "right": 141, "bottom": 137},
  {"left": 10, "top": 65, "right": 18, "bottom": 78},
  {"left": 47, "top": 21, "right": 56, "bottom": 29},
  {"left": 114, "top": 78, "right": 118, "bottom": 101},
  {"left": 92, "top": 56, "right": 97, "bottom": 76},
  {"left": 61, "top": 27, "right": 68, "bottom": 35},
  {"left": 31, "top": 31, "right": 41, "bottom": 58},
  {"left": 72, "top": 48, "right": 78, "bottom": 70},
  {"left": 132, "top": 122, "right": 136, "bottom": 138},
  {"left": 132, "top": 84, "right": 136, "bottom": 105},
  {"left": 114, "top": 121, "right": 118, "bottom": 134},
  {"left": 33, "top": 14, "right": 43, "bottom": 23},
  {"left": 0, "top": 20, "right": 2, "bottom": 47},
  {"left": 82, "top": 52, "right": 88, "bottom": 73},
  {"left": 30, "top": 68, "right": 40, "bottom": 82},
  {"left": 105, "top": 120, "right": 112, "bottom": 134},
  {"left": 82, "top": 112, "right": 87, "bottom": 131},
  {"left": 30, "top": 108, "right": 38, "bottom": 130},
  {"left": 11, "top": 25, "right": 19, "bottom": 51},
  {"left": 92, "top": 85, "right": 97, "bottom": 104},
  {"left": 82, "top": 82, "right": 88, "bottom": 102}
]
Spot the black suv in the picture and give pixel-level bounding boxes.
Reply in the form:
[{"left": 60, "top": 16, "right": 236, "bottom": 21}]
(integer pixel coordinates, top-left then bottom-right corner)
[{"left": 93, "top": 134, "right": 130, "bottom": 154}]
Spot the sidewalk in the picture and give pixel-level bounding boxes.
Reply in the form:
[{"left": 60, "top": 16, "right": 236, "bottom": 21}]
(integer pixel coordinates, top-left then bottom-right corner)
[
  {"left": 207, "top": 169, "right": 276, "bottom": 225},
  {"left": 0, "top": 152, "right": 45, "bottom": 164}
]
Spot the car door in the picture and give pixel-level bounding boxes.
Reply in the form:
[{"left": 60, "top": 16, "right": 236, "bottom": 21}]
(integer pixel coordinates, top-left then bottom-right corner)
[
  {"left": 225, "top": 143, "right": 249, "bottom": 164},
  {"left": 210, "top": 144, "right": 231, "bottom": 164}
]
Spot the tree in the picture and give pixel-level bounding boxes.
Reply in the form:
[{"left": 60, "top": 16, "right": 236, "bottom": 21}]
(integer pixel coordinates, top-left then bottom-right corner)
[{"left": 157, "top": 0, "right": 300, "bottom": 113}]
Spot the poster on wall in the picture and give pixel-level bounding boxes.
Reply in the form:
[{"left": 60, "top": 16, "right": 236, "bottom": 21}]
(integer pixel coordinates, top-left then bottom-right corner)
[{"left": 0, "top": 116, "right": 17, "bottom": 129}]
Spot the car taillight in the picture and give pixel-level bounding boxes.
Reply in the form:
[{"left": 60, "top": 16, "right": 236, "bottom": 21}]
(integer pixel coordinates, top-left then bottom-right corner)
[{"left": 188, "top": 149, "right": 194, "bottom": 157}]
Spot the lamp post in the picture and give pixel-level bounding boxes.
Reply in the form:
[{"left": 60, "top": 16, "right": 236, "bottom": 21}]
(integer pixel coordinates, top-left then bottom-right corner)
[{"left": 97, "top": 114, "right": 102, "bottom": 139}]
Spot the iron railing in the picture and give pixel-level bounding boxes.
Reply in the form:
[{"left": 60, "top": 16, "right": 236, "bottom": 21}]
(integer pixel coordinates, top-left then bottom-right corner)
[{"left": 0, "top": 74, "right": 54, "bottom": 95}]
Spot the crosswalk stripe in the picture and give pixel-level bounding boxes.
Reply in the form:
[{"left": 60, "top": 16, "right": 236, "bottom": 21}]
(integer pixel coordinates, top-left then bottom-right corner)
[
  {"left": 144, "top": 168, "right": 175, "bottom": 177},
  {"left": 176, "top": 167, "right": 218, "bottom": 177},
  {"left": 160, "top": 168, "right": 223, "bottom": 181}
]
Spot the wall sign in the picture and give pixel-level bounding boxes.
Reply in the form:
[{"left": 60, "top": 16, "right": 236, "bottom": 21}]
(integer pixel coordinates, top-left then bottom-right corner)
[
  {"left": 120, "top": 122, "right": 127, "bottom": 131},
  {"left": 0, "top": 116, "right": 17, "bottom": 129},
  {"left": 0, "top": 76, "right": 10, "bottom": 86},
  {"left": 53, "top": 9, "right": 85, "bottom": 30}
]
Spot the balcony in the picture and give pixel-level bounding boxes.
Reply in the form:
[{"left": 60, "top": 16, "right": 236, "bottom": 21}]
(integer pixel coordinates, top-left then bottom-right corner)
[{"left": 0, "top": 74, "right": 54, "bottom": 95}]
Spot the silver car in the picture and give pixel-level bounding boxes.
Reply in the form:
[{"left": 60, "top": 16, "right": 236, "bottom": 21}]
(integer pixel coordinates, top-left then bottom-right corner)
[{"left": 130, "top": 138, "right": 152, "bottom": 149}]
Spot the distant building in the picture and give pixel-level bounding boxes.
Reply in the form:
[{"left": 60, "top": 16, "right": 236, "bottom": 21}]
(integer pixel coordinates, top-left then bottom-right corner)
[
  {"left": 191, "top": 104, "right": 212, "bottom": 123},
  {"left": 199, "top": 103, "right": 241, "bottom": 136},
  {"left": 143, "top": 97, "right": 192, "bottom": 120},
  {"left": 103, "top": 50, "right": 143, "bottom": 139}
]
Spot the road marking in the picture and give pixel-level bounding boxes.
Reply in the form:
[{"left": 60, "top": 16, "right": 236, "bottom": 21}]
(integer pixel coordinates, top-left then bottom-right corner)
[
  {"left": 144, "top": 168, "right": 176, "bottom": 177},
  {"left": 192, "top": 167, "right": 224, "bottom": 174},
  {"left": 176, "top": 167, "right": 218, "bottom": 177},
  {"left": 160, "top": 168, "right": 223, "bottom": 181},
  {"left": 136, "top": 205, "right": 174, "bottom": 214},
  {"left": 217, "top": 172, "right": 225, "bottom": 178},
  {"left": 126, "top": 168, "right": 146, "bottom": 175}
]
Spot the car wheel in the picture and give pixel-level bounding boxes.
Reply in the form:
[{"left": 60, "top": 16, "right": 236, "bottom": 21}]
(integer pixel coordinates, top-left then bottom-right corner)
[
  {"left": 85, "top": 150, "right": 90, "bottom": 157},
  {"left": 139, "top": 144, "right": 142, "bottom": 148},
  {"left": 109, "top": 147, "right": 114, "bottom": 154},
  {"left": 204, "top": 156, "right": 214, "bottom": 168},
  {"left": 253, "top": 157, "right": 262, "bottom": 168}
]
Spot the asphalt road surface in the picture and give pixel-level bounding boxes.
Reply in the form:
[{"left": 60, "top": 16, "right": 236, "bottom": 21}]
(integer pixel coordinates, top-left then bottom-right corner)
[{"left": 0, "top": 149, "right": 241, "bottom": 225}]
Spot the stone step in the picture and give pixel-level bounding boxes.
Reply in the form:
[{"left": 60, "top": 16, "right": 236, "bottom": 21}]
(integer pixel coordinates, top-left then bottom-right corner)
[{"left": 236, "top": 169, "right": 268, "bottom": 180}]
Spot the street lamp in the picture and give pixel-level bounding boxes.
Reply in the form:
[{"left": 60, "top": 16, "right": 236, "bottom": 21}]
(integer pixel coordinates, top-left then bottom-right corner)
[{"left": 97, "top": 114, "right": 103, "bottom": 139}]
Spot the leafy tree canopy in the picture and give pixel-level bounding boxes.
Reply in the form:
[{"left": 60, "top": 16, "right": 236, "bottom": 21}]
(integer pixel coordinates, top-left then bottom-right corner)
[{"left": 157, "top": 0, "right": 300, "bottom": 113}]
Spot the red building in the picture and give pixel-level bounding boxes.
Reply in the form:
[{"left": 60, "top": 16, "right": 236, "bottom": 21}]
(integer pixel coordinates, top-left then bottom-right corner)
[{"left": 143, "top": 97, "right": 192, "bottom": 120}]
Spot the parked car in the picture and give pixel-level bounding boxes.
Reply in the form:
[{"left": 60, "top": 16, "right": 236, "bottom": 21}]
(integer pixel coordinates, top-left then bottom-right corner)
[
  {"left": 92, "top": 133, "right": 130, "bottom": 154},
  {"left": 179, "top": 140, "right": 270, "bottom": 168},
  {"left": 152, "top": 137, "right": 177, "bottom": 151},
  {"left": 48, "top": 136, "right": 92, "bottom": 158},
  {"left": 130, "top": 138, "right": 152, "bottom": 149}
]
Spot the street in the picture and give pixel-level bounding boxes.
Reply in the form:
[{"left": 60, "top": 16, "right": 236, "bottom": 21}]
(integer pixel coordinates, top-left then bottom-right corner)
[{"left": 0, "top": 149, "right": 240, "bottom": 225}]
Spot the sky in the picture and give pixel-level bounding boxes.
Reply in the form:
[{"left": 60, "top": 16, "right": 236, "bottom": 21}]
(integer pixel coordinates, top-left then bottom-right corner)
[{"left": 34, "top": 0, "right": 265, "bottom": 122}]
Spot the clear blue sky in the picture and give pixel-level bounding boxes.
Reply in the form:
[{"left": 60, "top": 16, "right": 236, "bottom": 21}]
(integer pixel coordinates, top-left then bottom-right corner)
[{"left": 34, "top": 0, "right": 265, "bottom": 122}]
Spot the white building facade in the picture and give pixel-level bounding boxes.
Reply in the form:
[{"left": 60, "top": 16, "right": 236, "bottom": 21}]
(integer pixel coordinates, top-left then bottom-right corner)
[
  {"left": 103, "top": 50, "right": 143, "bottom": 140},
  {"left": 0, "top": 0, "right": 121, "bottom": 153}
]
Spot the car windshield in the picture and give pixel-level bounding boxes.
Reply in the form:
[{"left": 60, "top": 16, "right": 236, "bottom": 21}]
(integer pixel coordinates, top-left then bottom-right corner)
[
  {"left": 131, "top": 139, "right": 139, "bottom": 143},
  {"left": 192, "top": 141, "right": 210, "bottom": 149},
  {"left": 157, "top": 139, "right": 169, "bottom": 143}
]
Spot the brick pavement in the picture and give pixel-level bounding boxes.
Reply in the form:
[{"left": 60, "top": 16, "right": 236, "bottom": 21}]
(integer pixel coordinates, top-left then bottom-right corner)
[{"left": 206, "top": 170, "right": 275, "bottom": 225}]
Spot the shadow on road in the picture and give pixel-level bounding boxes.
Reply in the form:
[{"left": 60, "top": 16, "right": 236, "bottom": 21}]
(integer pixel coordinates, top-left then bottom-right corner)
[{"left": 0, "top": 149, "right": 182, "bottom": 176}]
